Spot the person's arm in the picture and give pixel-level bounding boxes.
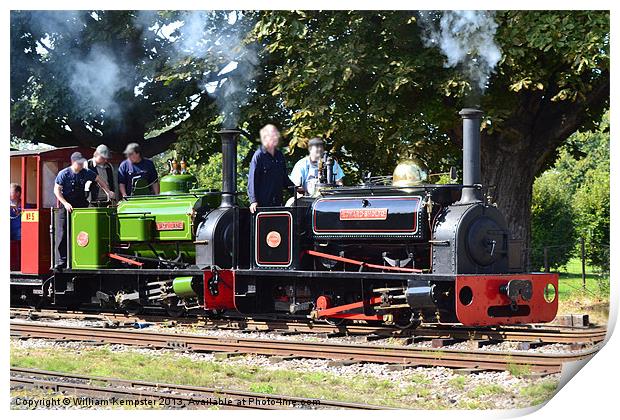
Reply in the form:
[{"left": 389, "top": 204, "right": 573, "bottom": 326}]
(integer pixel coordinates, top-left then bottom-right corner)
[
  {"left": 248, "top": 153, "right": 259, "bottom": 213},
  {"left": 108, "top": 163, "right": 119, "bottom": 194},
  {"left": 147, "top": 160, "right": 160, "bottom": 195},
  {"left": 95, "top": 175, "right": 115, "bottom": 200},
  {"left": 54, "top": 184, "right": 73, "bottom": 212},
  {"left": 289, "top": 160, "right": 303, "bottom": 187},
  {"left": 118, "top": 162, "right": 128, "bottom": 198},
  {"left": 289, "top": 160, "right": 305, "bottom": 197}
]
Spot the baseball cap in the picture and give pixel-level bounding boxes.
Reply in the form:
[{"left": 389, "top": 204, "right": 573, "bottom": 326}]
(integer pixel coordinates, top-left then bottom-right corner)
[
  {"left": 308, "top": 137, "right": 325, "bottom": 148},
  {"left": 95, "top": 144, "right": 111, "bottom": 159},
  {"left": 123, "top": 142, "right": 141, "bottom": 155},
  {"left": 70, "top": 152, "right": 86, "bottom": 164}
]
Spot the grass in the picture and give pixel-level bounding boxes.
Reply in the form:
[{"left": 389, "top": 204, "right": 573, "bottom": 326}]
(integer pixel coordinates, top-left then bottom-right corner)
[
  {"left": 10, "top": 345, "right": 420, "bottom": 408},
  {"left": 519, "top": 381, "right": 558, "bottom": 406},
  {"left": 467, "top": 384, "right": 505, "bottom": 398},
  {"left": 506, "top": 363, "right": 531, "bottom": 378},
  {"left": 10, "top": 344, "right": 561, "bottom": 410},
  {"left": 556, "top": 257, "right": 609, "bottom": 298},
  {"left": 248, "top": 384, "right": 275, "bottom": 394},
  {"left": 555, "top": 257, "right": 610, "bottom": 324},
  {"left": 448, "top": 376, "right": 467, "bottom": 390}
]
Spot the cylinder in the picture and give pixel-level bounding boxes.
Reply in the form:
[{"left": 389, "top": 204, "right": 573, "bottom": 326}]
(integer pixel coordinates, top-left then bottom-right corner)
[
  {"left": 217, "top": 129, "right": 240, "bottom": 207},
  {"left": 172, "top": 276, "right": 198, "bottom": 298},
  {"left": 459, "top": 108, "right": 484, "bottom": 203}
]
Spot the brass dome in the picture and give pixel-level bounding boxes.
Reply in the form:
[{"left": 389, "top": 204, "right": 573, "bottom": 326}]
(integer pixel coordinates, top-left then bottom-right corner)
[{"left": 392, "top": 159, "right": 428, "bottom": 187}]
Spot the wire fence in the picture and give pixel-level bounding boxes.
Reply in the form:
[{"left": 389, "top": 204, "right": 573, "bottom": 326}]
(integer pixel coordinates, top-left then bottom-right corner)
[{"left": 523, "top": 238, "right": 610, "bottom": 298}]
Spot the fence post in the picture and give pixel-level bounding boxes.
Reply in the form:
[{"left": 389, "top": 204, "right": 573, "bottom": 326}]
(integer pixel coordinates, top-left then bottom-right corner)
[
  {"left": 543, "top": 247, "right": 549, "bottom": 273},
  {"left": 580, "top": 237, "right": 586, "bottom": 290}
]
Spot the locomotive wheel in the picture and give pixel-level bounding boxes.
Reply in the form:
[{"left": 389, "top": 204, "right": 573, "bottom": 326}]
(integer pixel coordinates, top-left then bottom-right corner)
[
  {"left": 121, "top": 302, "right": 143, "bottom": 316},
  {"left": 163, "top": 298, "right": 185, "bottom": 318},
  {"left": 206, "top": 309, "right": 225, "bottom": 319},
  {"left": 392, "top": 311, "right": 420, "bottom": 330}
]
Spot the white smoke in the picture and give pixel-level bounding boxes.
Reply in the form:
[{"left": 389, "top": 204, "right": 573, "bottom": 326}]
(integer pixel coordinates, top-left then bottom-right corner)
[
  {"left": 136, "top": 11, "right": 257, "bottom": 127},
  {"left": 69, "top": 45, "right": 129, "bottom": 118},
  {"left": 21, "top": 11, "right": 132, "bottom": 120},
  {"left": 172, "top": 10, "right": 258, "bottom": 128},
  {"left": 210, "top": 33, "right": 259, "bottom": 128},
  {"left": 418, "top": 11, "right": 501, "bottom": 92}
]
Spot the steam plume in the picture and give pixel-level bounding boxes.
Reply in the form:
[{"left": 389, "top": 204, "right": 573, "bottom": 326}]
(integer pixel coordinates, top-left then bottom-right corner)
[
  {"left": 69, "top": 45, "right": 130, "bottom": 118},
  {"left": 161, "top": 10, "right": 259, "bottom": 128},
  {"left": 418, "top": 11, "right": 502, "bottom": 92}
]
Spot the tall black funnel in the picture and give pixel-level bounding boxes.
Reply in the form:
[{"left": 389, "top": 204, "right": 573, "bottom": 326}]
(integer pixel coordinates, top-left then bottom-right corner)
[
  {"left": 459, "top": 108, "right": 484, "bottom": 204},
  {"left": 217, "top": 129, "right": 240, "bottom": 207}
]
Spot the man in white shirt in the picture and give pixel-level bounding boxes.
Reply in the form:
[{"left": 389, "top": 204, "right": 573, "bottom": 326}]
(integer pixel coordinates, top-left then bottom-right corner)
[{"left": 289, "top": 137, "right": 344, "bottom": 196}]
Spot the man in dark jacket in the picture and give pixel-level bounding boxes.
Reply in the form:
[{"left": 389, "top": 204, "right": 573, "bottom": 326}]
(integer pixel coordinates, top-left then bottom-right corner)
[
  {"left": 247, "top": 124, "right": 295, "bottom": 213},
  {"left": 85, "top": 144, "right": 117, "bottom": 204}
]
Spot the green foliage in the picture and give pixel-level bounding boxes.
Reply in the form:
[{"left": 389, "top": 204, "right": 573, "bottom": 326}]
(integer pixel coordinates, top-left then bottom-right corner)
[
  {"left": 568, "top": 113, "right": 610, "bottom": 270},
  {"left": 467, "top": 384, "right": 505, "bottom": 398},
  {"left": 249, "top": 11, "right": 609, "bottom": 178},
  {"left": 574, "top": 166, "right": 610, "bottom": 270},
  {"left": 519, "top": 381, "right": 558, "bottom": 406},
  {"left": 506, "top": 363, "right": 531, "bottom": 378},
  {"left": 194, "top": 135, "right": 253, "bottom": 206},
  {"left": 10, "top": 11, "right": 255, "bottom": 154},
  {"left": 250, "top": 11, "right": 463, "bottom": 180},
  {"left": 531, "top": 171, "right": 577, "bottom": 269},
  {"left": 246, "top": 11, "right": 609, "bottom": 244},
  {"left": 531, "top": 111, "right": 609, "bottom": 270},
  {"left": 249, "top": 383, "right": 275, "bottom": 394}
]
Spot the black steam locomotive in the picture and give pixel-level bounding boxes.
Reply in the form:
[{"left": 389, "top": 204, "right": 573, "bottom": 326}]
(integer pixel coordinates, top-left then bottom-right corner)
[{"left": 10, "top": 109, "right": 558, "bottom": 327}]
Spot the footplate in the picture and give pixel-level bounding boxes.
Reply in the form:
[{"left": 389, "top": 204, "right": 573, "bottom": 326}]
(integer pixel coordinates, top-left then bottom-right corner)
[{"left": 455, "top": 273, "right": 558, "bottom": 326}]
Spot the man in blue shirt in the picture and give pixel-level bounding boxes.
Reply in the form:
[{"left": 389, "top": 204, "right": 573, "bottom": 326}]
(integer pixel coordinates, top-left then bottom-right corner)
[
  {"left": 118, "top": 143, "right": 160, "bottom": 197},
  {"left": 289, "top": 137, "right": 345, "bottom": 196},
  {"left": 54, "top": 152, "right": 114, "bottom": 268},
  {"left": 247, "top": 124, "right": 295, "bottom": 213}
]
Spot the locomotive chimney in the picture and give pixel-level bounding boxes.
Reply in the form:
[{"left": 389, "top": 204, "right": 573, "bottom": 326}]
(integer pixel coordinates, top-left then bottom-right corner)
[
  {"left": 217, "top": 128, "right": 240, "bottom": 207},
  {"left": 459, "top": 108, "right": 484, "bottom": 204}
]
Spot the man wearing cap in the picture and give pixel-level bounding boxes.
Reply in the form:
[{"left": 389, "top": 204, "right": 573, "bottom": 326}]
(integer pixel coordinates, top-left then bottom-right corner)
[
  {"left": 289, "top": 137, "right": 345, "bottom": 196},
  {"left": 54, "top": 152, "right": 114, "bottom": 268},
  {"left": 118, "top": 143, "right": 160, "bottom": 197},
  {"left": 84, "top": 144, "right": 117, "bottom": 204}
]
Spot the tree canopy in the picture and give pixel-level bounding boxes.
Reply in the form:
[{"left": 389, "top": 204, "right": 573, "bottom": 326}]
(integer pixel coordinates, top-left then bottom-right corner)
[
  {"left": 531, "top": 111, "right": 609, "bottom": 270},
  {"left": 10, "top": 10, "right": 254, "bottom": 156},
  {"left": 248, "top": 11, "right": 609, "bottom": 244},
  {"left": 11, "top": 10, "right": 609, "bottom": 246}
]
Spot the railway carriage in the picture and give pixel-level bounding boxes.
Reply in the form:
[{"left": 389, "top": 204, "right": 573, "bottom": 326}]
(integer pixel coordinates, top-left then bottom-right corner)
[{"left": 10, "top": 109, "right": 559, "bottom": 327}]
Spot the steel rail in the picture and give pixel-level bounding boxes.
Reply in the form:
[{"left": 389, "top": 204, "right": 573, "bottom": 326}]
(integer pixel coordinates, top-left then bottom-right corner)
[
  {"left": 11, "top": 322, "right": 600, "bottom": 374},
  {"left": 10, "top": 308, "right": 607, "bottom": 344},
  {"left": 11, "top": 367, "right": 382, "bottom": 410}
]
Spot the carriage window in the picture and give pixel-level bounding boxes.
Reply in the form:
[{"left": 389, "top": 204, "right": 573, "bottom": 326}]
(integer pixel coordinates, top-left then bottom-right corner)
[
  {"left": 42, "top": 161, "right": 59, "bottom": 208},
  {"left": 25, "top": 156, "right": 38, "bottom": 207}
]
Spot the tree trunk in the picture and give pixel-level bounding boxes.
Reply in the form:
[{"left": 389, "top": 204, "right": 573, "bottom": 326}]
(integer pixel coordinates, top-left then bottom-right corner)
[{"left": 480, "top": 137, "right": 537, "bottom": 246}]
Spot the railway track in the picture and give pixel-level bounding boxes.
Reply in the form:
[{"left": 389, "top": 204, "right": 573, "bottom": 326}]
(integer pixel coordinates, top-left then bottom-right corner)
[
  {"left": 11, "top": 321, "right": 600, "bottom": 375},
  {"left": 11, "top": 367, "right": 383, "bottom": 409},
  {"left": 10, "top": 307, "right": 607, "bottom": 345}
]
